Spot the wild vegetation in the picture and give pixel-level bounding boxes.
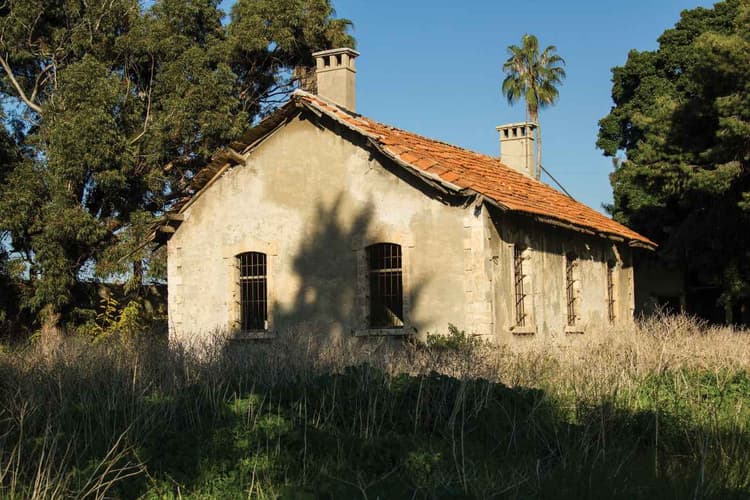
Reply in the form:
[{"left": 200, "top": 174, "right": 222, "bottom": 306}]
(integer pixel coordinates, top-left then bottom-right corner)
[
  {"left": 0, "top": 315, "right": 748, "bottom": 498},
  {"left": 0, "top": 0, "right": 354, "bottom": 337},
  {"left": 598, "top": 0, "right": 750, "bottom": 317}
]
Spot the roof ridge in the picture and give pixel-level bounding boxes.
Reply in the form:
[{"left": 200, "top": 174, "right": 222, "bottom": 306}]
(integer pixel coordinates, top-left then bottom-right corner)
[
  {"left": 290, "top": 92, "right": 654, "bottom": 248},
  {"left": 295, "top": 92, "right": 553, "bottom": 189},
  {"left": 373, "top": 121, "right": 500, "bottom": 163}
]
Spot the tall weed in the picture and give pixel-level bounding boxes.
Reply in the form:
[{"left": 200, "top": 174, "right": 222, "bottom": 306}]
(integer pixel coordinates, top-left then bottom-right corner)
[{"left": 0, "top": 314, "right": 747, "bottom": 498}]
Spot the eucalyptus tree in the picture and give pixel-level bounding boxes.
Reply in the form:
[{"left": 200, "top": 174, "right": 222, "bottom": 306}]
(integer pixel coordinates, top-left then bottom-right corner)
[
  {"left": 501, "top": 34, "right": 566, "bottom": 177},
  {"left": 0, "top": 0, "right": 353, "bottom": 332}
]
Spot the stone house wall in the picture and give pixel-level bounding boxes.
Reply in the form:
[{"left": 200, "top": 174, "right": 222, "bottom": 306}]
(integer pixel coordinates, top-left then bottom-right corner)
[
  {"left": 168, "top": 116, "right": 486, "bottom": 343},
  {"left": 487, "top": 209, "right": 634, "bottom": 343},
  {"left": 168, "top": 114, "right": 636, "bottom": 345}
]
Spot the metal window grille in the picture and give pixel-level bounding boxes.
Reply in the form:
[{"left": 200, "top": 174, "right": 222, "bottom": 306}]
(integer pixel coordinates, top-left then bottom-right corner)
[
  {"left": 513, "top": 244, "right": 526, "bottom": 326},
  {"left": 606, "top": 261, "right": 616, "bottom": 323},
  {"left": 238, "top": 252, "right": 267, "bottom": 332},
  {"left": 565, "top": 253, "right": 578, "bottom": 326},
  {"left": 367, "top": 243, "right": 404, "bottom": 328}
]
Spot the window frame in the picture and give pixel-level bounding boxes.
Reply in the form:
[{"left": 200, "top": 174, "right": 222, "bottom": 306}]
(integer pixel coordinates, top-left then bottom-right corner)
[
  {"left": 237, "top": 251, "right": 269, "bottom": 334},
  {"left": 508, "top": 243, "right": 536, "bottom": 335},
  {"left": 563, "top": 251, "right": 584, "bottom": 334},
  {"left": 353, "top": 235, "right": 413, "bottom": 337},
  {"left": 606, "top": 260, "right": 616, "bottom": 323},
  {"left": 565, "top": 252, "right": 579, "bottom": 327},
  {"left": 513, "top": 244, "right": 527, "bottom": 327},
  {"left": 224, "top": 239, "right": 277, "bottom": 340},
  {"left": 366, "top": 242, "right": 405, "bottom": 330}
]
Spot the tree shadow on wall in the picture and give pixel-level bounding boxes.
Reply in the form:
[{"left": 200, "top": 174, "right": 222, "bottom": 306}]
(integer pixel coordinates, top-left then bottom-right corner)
[{"left": 270, "top": 192, "right": 427, "bottom": 346}]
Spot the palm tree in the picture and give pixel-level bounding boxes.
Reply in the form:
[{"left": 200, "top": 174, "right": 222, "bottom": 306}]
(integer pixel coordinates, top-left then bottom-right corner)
[{"left": 502, "top": 34, "right": 566, "bottom": 179}]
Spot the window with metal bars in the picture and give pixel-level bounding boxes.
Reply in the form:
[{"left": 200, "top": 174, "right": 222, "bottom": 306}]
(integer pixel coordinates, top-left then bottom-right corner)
[
  {"left": 513, "top": 244, "right": 527, "bottom": 327},
  {"left": 606, "top": 261, "right": 616, "bottom": 323},
  {"left": 565, "top": 252, "right": 578, "bottom": 326},
  {"left": 237, "top": 252, "right": 267, "bottom": 332},
  {"left": 367, "top": 243, "right": 404, "bottom": 328}
]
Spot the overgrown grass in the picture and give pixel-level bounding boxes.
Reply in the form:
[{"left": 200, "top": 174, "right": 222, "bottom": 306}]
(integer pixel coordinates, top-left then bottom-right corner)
[{"left": 1, "top": 315, "right": 749, "bottom": 498}]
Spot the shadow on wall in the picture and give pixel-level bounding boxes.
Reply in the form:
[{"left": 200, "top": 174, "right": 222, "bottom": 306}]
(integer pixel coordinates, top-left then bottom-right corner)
[{"left": 271, "top": 192, "right": 427, "bottom": 343}]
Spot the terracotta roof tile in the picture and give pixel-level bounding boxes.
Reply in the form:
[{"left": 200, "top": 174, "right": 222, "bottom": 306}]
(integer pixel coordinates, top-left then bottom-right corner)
[{"left": 296, "top": 92, "right": 654, "bottom": 248}]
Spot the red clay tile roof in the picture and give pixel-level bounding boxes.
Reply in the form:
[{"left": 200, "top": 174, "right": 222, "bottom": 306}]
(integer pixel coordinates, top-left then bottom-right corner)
[
  {"left": 291, "top": 91, "right": 655, "bottom": 248},
  {"left": 165, "top": 91, "right": 653, "bottom": 248}
]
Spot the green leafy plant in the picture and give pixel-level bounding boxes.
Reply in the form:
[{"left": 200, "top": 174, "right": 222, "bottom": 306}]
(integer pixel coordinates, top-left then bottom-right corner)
[{"left": 426, "top": 324, "right": 482, "bottom": 351}]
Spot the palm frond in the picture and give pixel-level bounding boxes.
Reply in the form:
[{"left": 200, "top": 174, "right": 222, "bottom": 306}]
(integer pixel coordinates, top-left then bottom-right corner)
[{"left": 501, "top": 34, "right": 566, "bottom": 116}]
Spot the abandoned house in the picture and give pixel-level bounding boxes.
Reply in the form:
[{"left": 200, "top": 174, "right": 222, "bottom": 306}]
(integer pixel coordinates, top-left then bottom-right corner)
[{"left": 159, "top": 48, "right": 655, "bottom": 345}]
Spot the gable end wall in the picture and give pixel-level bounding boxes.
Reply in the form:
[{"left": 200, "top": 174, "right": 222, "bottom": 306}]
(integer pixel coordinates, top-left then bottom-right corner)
[{"left": 167, "top": 115, "right": 492, "bottom": 343}]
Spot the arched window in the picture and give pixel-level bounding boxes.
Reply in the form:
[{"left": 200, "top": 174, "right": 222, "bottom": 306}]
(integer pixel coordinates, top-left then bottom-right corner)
[
  {"left": 367, "top": 243, "right": 404, "bottom": 328},
  {"left": 237, "top": 252, "right": 267, "bottom": 332}
]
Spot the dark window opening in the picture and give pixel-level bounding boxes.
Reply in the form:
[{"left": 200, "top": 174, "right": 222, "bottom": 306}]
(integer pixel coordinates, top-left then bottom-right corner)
[
  {"left": 565, "top": 253, "right": 578, "bottom": 326},
  {"left": 607, "top": 261, "right": 616, "bottom": 323},
  {"left": 238, "top": 252, "right": 267, "bottom": 332},
  {"left": 513, "top": 244, "right": 527, "bottom": 326},
  {"left": 367, "top": 243, "right": 404, "bottom": 328}
]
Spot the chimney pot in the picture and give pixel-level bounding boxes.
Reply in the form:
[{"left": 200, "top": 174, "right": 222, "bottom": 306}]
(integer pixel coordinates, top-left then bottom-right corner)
[
  {"left": 496, "top": 122, "right": 538, "bottom": 179},
  {"left": 312, "top": 48, "right": 359, "bottom": 111}
]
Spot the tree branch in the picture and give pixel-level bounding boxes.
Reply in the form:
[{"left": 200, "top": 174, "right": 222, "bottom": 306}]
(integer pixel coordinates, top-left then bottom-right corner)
[
  {"left": 129, "top": 57, "right": 155, "bottom": 146},
  {"left": 29, "top": 63, "right": 54, "bottom": 103},
  {"left": 0, "top": 54, "right": 43, "bottom": 114}
]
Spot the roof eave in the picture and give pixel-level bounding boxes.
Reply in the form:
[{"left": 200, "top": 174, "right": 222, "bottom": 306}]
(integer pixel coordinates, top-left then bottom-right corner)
[{"left": 296, "top": 96, "right": 470, "bottom": 198}]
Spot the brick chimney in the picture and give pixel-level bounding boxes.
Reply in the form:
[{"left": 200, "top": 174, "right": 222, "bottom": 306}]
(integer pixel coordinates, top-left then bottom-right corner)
[
  {"left": 312, "top": 48, "right": 359, "bottom": 111},
  {"left": 496, "top": 122, "right": 538, "bottom": 179}
]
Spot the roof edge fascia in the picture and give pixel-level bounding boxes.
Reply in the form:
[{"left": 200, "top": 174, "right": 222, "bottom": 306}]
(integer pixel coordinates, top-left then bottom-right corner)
[{"left": 177, "top": 106, "right": 301, "bottom": 215}]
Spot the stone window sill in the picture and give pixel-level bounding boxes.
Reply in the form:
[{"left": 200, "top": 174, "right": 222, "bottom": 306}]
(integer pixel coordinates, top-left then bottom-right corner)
[
  {"left": 353, "top": 327, "right": 411, "bottom": 337},
  {"left": 509, "top": 325, "right": 537, "bottom": 336},
  {"left": 564, "top": 325, "right": 585, "bottom": 335},
  {"left": 232, "top": 330, "right": 277, "bottom": 340}
]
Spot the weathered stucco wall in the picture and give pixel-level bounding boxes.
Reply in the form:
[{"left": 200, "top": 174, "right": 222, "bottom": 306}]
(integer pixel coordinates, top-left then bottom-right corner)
[
  {"left": 168, "top": 115, "right": 490, "bottom": 343},
  {"left": 487, "top": 210, "right": 635, "bottom": 344},
  {"left": 167, "top": 112, "right": 639, "bottom": 346}
]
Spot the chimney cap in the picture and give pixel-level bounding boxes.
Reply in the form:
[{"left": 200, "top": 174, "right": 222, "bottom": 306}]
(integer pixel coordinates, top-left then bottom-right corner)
[
  {"left": 496, "top": 122, "right": 537, "bottom": 132},
  {"left": 312, "top": 47, "right": 360, "bottom": 58}
]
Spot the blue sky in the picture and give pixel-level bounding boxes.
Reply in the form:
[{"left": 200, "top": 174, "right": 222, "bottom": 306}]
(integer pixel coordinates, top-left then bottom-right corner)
[{"left": 220, "top": 0, "right": 715, "bottom": 213}]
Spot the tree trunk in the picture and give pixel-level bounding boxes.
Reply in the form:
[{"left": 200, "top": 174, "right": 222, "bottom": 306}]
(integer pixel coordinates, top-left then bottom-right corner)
[
  {"left": 39, "top": 304, "right": 63, "bottom": 356},
  {"left": 536, "top": 121, "right": 542, "bottom": 180},
  {"left": 529, "top": 108, "right": 541, "bottom": 180},
  {"left": 133, "top": 260, "right": 144, "bottom": 292}
]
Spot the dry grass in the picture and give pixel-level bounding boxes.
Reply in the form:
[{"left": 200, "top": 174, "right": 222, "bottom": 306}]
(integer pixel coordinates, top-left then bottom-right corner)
[
  {"left": 498, "top": 313, "right": 750, "bottom": 397},
  {"left": 0, "top": 313, "right": 748, "bottom": 498}
]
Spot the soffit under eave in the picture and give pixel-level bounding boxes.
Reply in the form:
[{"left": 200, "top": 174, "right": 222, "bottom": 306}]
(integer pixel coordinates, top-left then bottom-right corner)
[{"left": 482, "top": 200, "right": 656, "bottom": 251}]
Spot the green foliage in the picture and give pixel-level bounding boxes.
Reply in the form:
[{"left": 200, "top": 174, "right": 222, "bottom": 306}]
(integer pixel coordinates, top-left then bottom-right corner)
[
  {"left": 1, "top": 333, "right": 749, "bottom": 498},
  {"left": 426, "top": 323, "right": 482, "bottom": 351},
  {"left": 501, "top": 34, "right": 566, "bottom": 122},
  {"left": 76, "top": 295, "right": 163, "bottom": 343},
  {"left": 597, "top": 0, "right": 750, "bottom": 309},
  {"left": 501, "top": 33, "right": 566, "bottom": 174},
  {"left": 0, "top": 0, "right": 354, "bottom": 330}
]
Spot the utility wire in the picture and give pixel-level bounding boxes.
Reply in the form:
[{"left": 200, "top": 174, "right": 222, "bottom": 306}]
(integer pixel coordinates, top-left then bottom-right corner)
[{"left": 540, "top": 164, "right": 575, "bottom": 200}]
